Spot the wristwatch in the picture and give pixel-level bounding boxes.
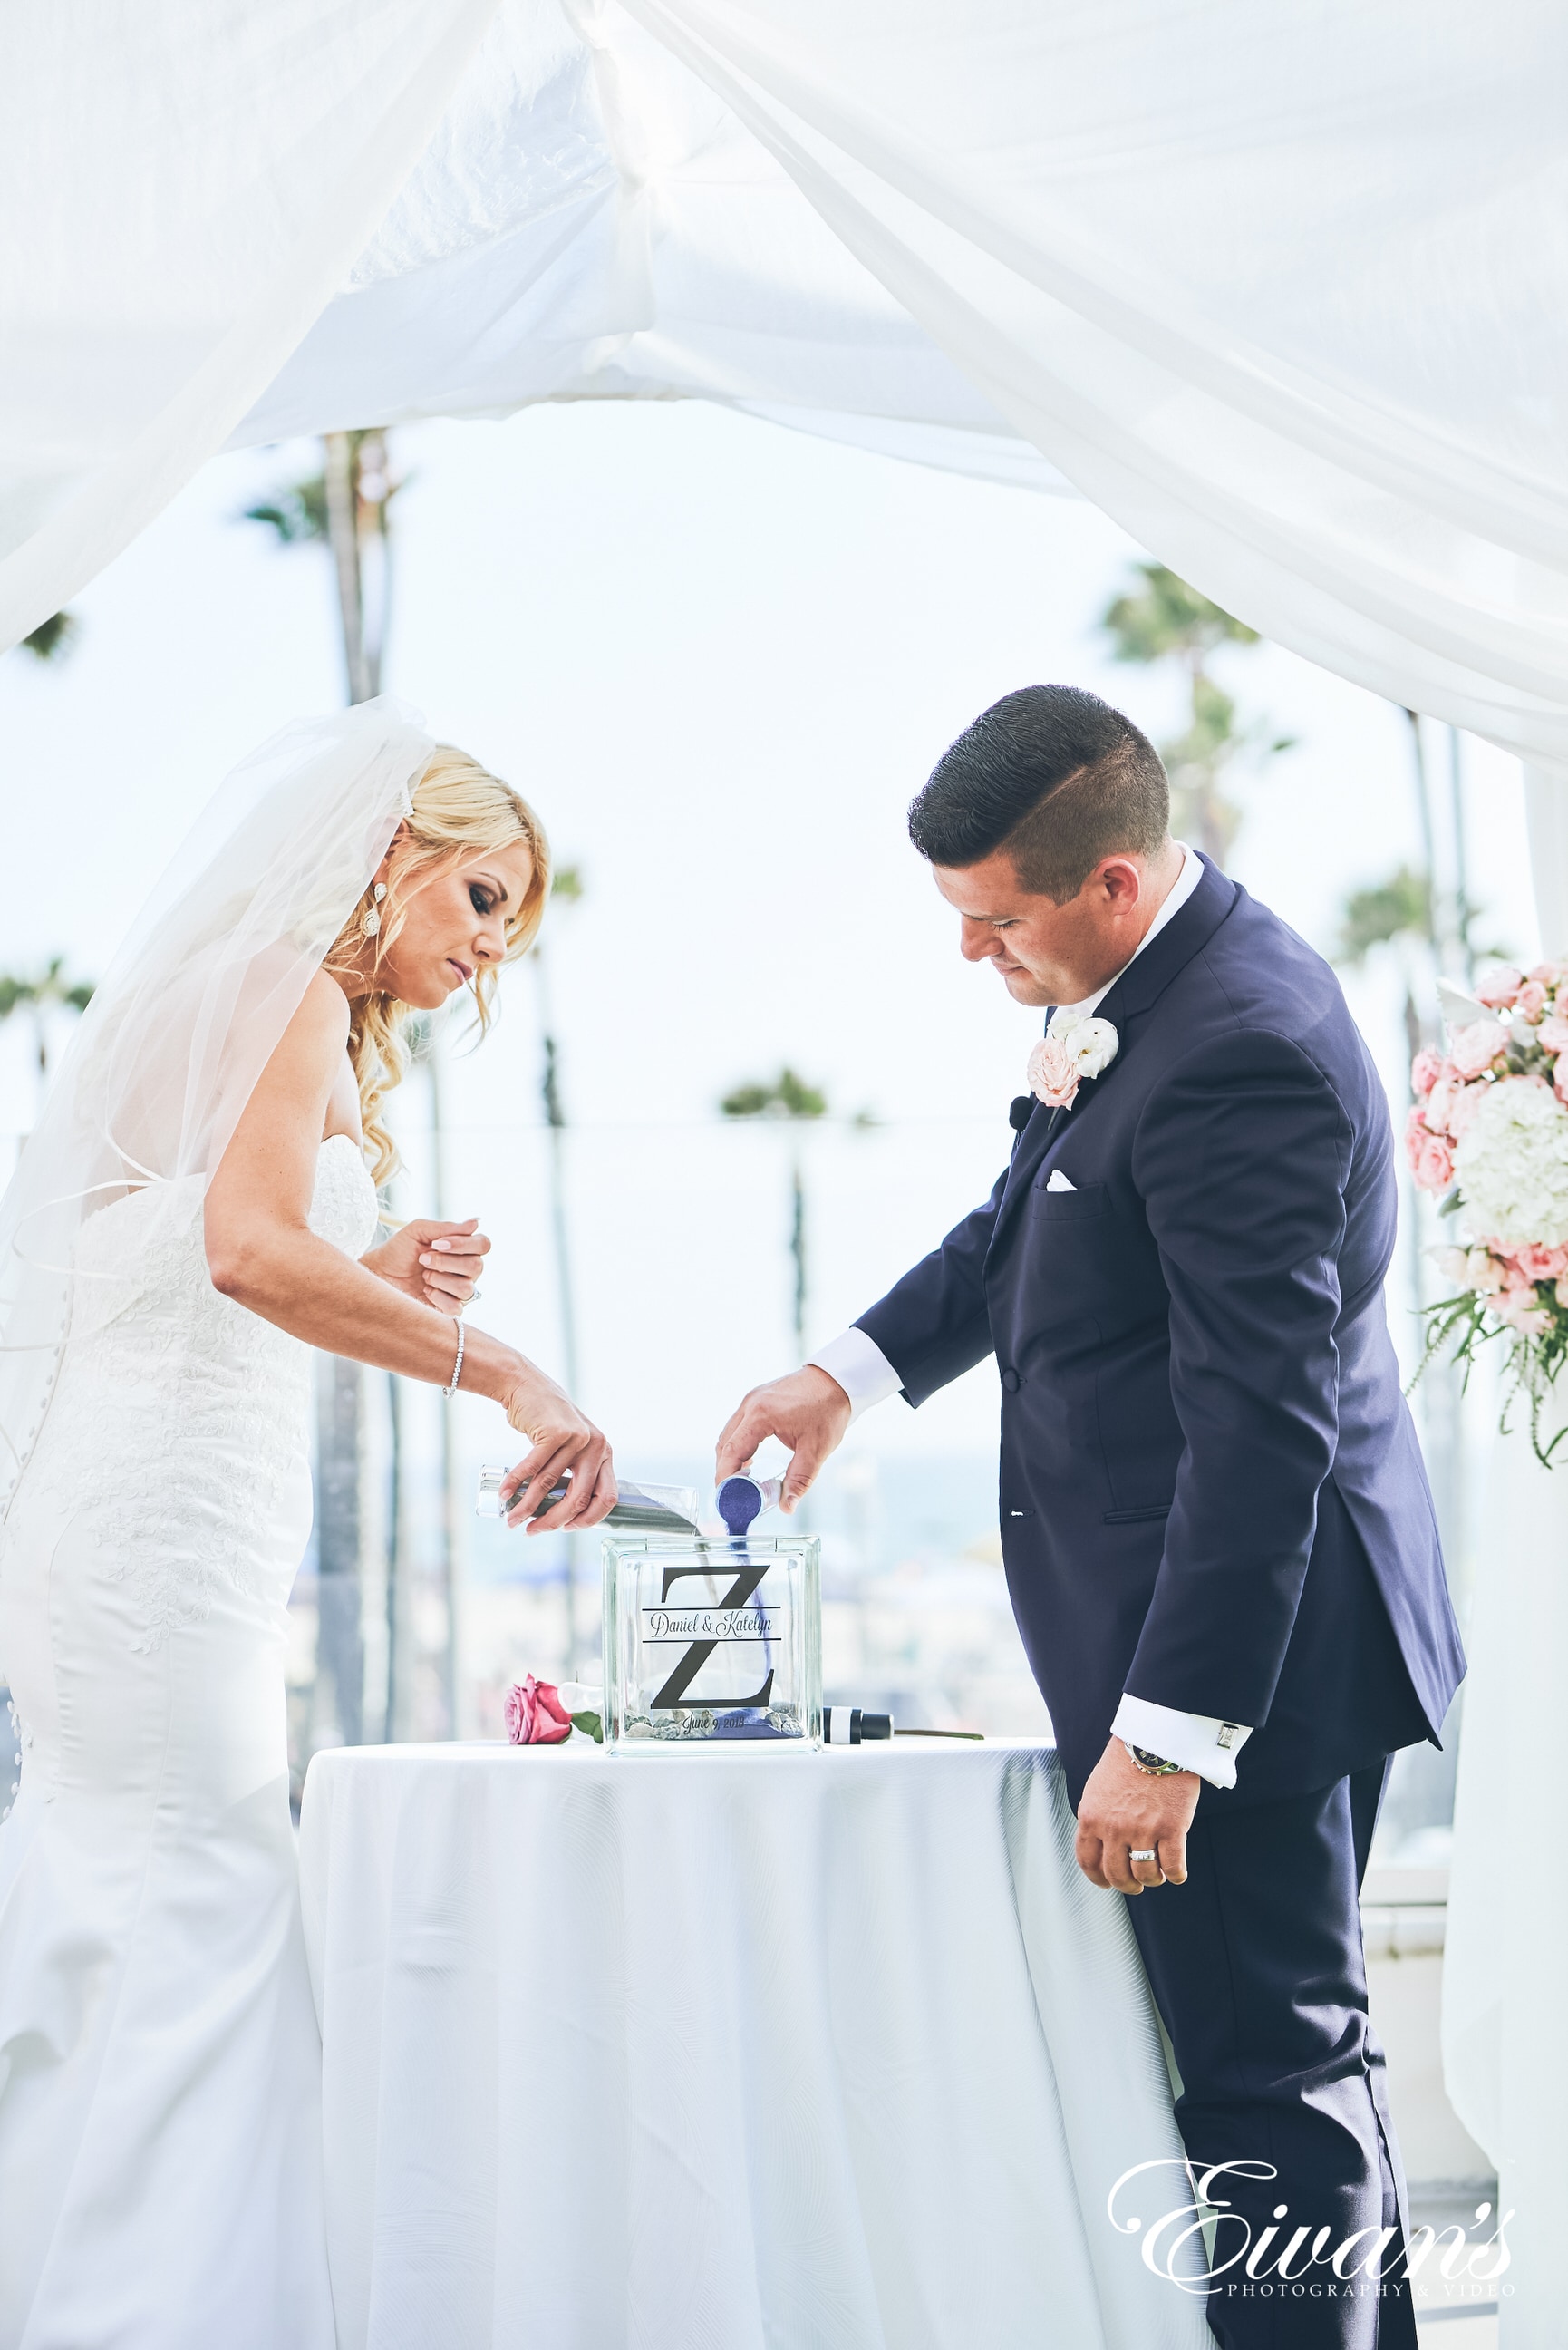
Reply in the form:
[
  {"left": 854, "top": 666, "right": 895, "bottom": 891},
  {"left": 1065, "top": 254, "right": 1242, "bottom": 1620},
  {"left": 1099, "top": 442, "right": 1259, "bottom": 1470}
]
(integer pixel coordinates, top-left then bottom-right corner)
[{"left": 1124, "top": 1741, "right": 1184, "bottom": 1777}]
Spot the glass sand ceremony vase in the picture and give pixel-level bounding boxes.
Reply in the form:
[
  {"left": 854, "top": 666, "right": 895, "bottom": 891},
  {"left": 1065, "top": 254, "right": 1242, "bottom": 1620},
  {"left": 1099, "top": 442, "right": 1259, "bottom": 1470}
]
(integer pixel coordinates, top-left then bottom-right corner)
[{"left": 602, "top": 1530, "right": 822, "bottom": 1750}]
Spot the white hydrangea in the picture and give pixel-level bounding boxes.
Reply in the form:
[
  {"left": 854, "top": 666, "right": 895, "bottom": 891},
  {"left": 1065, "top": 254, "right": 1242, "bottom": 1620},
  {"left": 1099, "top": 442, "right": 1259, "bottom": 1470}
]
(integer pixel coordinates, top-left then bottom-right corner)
[{"left": 1454, "top": 1078, "right": 1568, "bottom": 1246}]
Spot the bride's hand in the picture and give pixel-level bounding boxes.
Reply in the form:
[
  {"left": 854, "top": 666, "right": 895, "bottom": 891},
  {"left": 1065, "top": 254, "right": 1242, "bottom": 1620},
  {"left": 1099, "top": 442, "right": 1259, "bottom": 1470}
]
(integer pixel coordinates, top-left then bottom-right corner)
[
  {"left": 498, "top": 1371, "right": 618, "bottom": 1534},
  {"left": 362, "top": 1216, "right": 489, "bottom": 1311}
]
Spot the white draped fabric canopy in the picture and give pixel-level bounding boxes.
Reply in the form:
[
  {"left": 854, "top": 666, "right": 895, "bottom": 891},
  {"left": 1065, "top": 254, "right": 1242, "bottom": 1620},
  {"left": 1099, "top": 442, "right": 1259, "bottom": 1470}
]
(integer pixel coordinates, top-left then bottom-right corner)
[
  {"left": 5, "top": 2, "right": 1568, "bottom": 2331},
  {"left": 5, "top": 1, "right": 1568, "bottom": 774}
]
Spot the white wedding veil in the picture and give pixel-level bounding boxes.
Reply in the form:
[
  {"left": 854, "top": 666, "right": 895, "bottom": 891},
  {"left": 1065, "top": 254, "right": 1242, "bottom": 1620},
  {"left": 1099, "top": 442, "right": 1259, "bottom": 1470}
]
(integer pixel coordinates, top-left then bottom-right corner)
[{"left": 0, "top": 699, "right": 435, "bottom": 1522}]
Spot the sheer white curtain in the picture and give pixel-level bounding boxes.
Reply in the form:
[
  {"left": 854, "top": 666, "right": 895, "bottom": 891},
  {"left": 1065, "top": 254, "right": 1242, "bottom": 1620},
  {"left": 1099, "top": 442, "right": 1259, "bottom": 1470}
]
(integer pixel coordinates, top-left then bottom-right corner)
[
  {"left": 615, "top": 0, "right": 1568, "bottom": 774},
  {"left": 0, "top": 0, "right": 502, "bottom": 651},
  {"left": 5, "top": 0, "right": 1568, "bottom": 780}
]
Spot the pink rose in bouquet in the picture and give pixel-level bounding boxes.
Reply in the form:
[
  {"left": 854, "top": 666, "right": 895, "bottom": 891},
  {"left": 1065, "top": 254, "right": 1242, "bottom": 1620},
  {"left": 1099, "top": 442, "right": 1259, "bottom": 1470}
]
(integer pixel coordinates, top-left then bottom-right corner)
[
  {"left": 1539, "top": 1014, "right": 1568, "bottom": 1056},
  {"left": 1422, "top": 1073, "right": 1459, "bottom": 1133},
  {"left": 505, "top": 1674, "right": 573, "bottom": 1745},
  {"left": 1512, "top": 1242, "right": 1568, "bottom": 1286},
  {"left": 1445, "top": 1081, "right": 1486, "bottom": 1141},
  {"left": 1409, "top": 1130, "right": 1455, "bottom": 1194},
  {"left": 1476, "top": 966, "right": 1524, "bottom": 1010},
  {"left": 1466, "top": 1248, "right": 1506, "bottom": 1296},
  {"left": 1410, "top": 1046, "right": 1445, "bottom": 1099},
  {"left": 1497, "top": 1289, "right": 1553, "bottom": 1337},
  {"left": 1447, "top": 1019, "right": 1509, "bottom": 1080},
  {"left": 1517, "top": 980, "right": 1550, "bottom": 1022}
]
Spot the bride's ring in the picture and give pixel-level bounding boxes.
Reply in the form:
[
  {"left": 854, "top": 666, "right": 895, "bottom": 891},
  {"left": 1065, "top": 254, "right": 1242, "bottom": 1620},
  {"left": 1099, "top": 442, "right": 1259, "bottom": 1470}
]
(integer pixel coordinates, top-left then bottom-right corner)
[
  {"left": 469, "top": 1285, "right": 482, "bottom": 1302},
  {"left": 1129, "top": 1849, "right": 1158, "bottom": 1863}
]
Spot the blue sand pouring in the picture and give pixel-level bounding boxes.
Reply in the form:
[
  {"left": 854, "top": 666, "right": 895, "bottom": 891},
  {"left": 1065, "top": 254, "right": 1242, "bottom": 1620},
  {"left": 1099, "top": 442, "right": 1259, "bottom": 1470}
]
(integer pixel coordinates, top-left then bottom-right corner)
[
  {"left": 711, "top": 1474, "right": 787, "bottom": 1736},
  {"left": 716, "top": 1473, "right": 782, "bottom": 1537}
]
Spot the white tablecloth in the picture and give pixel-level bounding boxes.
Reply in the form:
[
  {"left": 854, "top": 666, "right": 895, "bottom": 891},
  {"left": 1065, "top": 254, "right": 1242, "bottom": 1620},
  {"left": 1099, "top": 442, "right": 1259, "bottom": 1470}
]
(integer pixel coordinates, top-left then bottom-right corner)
[{"left": 299, "top": 1740, "right": 1207, "bottom": 2350}]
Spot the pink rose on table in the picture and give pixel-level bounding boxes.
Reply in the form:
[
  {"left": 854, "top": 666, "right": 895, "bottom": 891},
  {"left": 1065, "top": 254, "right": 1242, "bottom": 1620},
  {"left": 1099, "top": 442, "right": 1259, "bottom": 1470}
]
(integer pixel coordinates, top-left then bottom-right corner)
[
  {"left": 505, "top": 1675, "right": 573, "bottom": 1745},
  {"left": 1447, "top": 1020, "right": 1508, "bottom": 1080},
  {"left": 1476, "top": 966, "right": 1524, "bottom": 1010},
  {"left": 1410, "top": 1047, "right": 1445, "bottom": 1099}
]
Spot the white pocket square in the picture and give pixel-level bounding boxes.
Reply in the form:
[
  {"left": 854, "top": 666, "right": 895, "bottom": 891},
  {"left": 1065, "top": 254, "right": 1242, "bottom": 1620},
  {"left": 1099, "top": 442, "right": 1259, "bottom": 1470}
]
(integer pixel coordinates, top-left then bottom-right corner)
[{"left": 1046, "top": 1169, "right": 1076, "bottom": 1192}]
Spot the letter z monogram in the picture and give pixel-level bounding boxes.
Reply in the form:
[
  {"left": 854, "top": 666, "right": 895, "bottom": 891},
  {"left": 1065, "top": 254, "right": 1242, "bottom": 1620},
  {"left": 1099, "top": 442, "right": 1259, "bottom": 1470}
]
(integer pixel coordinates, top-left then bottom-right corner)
[{"left": 650, "top": 1559, "right": 775, "bottom": 1711}]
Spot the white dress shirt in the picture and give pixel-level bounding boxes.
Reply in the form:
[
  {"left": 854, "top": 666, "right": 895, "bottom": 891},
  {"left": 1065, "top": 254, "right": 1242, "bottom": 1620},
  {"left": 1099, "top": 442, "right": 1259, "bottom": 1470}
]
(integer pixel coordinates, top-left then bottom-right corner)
[{"left": 809, "top": 846, "right": 1254, "bottom": 1789}]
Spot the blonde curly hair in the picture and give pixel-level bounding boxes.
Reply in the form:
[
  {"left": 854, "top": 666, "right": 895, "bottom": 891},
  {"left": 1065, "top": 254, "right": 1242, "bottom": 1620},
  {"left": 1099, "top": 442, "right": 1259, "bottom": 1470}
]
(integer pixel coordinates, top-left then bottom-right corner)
[{"left": 324, "top": 744, "right": 549, "bottom": 1182}]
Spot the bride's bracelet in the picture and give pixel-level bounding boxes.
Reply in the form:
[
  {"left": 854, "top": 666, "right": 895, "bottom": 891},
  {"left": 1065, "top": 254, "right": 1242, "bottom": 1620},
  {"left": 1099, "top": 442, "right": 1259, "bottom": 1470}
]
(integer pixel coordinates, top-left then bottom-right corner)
[{"left": 443, "top": 1315, "right": 465, "bottom": 1400}]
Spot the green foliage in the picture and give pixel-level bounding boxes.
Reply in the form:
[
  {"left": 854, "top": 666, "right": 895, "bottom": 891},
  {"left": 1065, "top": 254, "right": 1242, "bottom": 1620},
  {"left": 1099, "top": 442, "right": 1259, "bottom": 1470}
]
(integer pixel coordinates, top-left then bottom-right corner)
[
  {"left": 1334, "top": 866, "right": 1435, "bottom": 966},
  {"left": 720, "top": 1066, "right": 828, "bottom": 1120},
  {"left": 19, "top": 611, "right": 78, "bottom": 662},
  {"left": 0, "top": 956, "right": 94, "bottom": 1017},
  {"left": 240, "top": 430, "right": 402, "bottom": 550},
  {"left": 1101, "top": 564, "right": 1259, "bottom": 667},
  {"left": 1099, "top": 562, "right": 1286, "bottom": 865},
  {"left": 0, "top": 956, "right": 94, "bottom": 1079},
  {"left": 1412, "top": 1285, "right": 1568, "bottom": 1471},
  {"left": 550, "top": 864, "right": 585, "bottom": 903},
  {"left": 242, "top": 475, "right": 329, "bottom": 545}
]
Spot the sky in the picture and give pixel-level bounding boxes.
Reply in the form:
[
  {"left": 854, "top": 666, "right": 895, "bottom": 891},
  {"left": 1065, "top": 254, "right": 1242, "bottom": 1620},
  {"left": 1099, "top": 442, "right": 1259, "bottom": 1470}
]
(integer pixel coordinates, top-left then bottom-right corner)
[{"left": 0, "top": 399, "right": 1538, "bottom": 1487}]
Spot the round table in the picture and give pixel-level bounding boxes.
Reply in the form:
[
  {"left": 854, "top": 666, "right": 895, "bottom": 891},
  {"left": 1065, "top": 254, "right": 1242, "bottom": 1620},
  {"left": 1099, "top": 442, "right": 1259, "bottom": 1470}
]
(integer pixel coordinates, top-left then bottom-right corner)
[{"left": 299, "top": 1738, "right": 1206, "bottom": 2350}]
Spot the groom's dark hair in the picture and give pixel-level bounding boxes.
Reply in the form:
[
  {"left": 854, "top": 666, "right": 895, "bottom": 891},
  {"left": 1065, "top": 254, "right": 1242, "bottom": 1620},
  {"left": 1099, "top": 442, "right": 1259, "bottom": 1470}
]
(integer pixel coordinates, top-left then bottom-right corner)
[{"left": 908, "top": 685, "right": 1169, "bottom": 901}]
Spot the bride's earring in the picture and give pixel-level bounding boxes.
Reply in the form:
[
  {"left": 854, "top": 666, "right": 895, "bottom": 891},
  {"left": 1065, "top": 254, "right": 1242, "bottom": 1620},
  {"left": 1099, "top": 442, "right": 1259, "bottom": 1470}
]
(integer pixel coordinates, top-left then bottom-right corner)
[{"left": 362, "top": 882, "right": 387, "bottom": 938}]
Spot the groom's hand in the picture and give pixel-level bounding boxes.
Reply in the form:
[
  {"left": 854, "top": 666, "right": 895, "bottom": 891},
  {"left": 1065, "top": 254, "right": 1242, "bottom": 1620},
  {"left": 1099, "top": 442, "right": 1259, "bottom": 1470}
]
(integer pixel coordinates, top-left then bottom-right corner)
[
  {"left": 715, "top": 1367, "right": 852, "bottom": 1511},
  {"left": 1075, "top": 1737, "right": 1199, "bottom": 1893}
]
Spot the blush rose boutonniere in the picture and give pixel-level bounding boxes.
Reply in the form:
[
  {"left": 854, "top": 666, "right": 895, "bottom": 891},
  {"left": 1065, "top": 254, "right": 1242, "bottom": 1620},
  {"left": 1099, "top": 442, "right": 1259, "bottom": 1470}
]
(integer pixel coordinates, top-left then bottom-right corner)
[
  {"left": 504, "top": 1674, "right": 604, "bottom": 1745},
  {"left": 1027, "top": 1011, "right": 1119, "bottom": 1112}
]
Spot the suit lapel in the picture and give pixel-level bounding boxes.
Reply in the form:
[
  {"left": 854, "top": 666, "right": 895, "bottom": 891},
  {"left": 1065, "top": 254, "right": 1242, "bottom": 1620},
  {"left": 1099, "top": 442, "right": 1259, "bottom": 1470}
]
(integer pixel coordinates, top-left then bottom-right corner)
[{"left": 986, "top": 856, "right": 1238, "bottom": 1263}]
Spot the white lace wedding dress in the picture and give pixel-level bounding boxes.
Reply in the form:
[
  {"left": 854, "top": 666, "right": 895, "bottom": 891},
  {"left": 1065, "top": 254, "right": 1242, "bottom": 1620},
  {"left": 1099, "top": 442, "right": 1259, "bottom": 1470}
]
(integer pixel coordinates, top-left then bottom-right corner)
[{"left": 0, "top": 1134, "right": 379, "bottom": 2350}]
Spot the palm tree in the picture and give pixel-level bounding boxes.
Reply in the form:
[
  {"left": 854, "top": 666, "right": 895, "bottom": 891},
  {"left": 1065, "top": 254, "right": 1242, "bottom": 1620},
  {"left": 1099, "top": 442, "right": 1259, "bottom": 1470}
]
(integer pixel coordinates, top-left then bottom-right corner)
[
  {"left": 1100, "top": 563, "right": 1293, "bottom": 865},
  {"left": 243, "top": 429, "right": 400, "bottom": 1748},
  {"left": 243, "top": 430, "right": 396, "bottom": 703},
  {"left": 0, "top": 957, "right": 94, "bottom": 1086},
  {"left": 720, "top": 1069, "right": 829, "bottom": 1361}
]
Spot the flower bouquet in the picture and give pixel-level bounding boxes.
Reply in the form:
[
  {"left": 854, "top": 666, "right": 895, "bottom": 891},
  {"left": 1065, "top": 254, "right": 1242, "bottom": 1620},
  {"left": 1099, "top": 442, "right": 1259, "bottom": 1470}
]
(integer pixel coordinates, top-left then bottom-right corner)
[{"left": 1408, "top": 964, "right": 1568, "bottom": 1461}]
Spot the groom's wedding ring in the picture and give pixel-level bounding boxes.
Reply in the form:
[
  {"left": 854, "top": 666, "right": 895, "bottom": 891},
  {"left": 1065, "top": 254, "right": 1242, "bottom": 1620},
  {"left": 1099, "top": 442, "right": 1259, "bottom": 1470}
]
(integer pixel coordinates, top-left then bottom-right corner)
[{"left": 1128, "top": 1849, "right": 1158, "bottom": 1863}]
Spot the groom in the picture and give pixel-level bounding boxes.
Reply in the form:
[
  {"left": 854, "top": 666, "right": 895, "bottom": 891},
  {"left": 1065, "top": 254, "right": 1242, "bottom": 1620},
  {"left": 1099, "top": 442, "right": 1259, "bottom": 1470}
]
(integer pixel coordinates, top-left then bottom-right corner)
[{"left": 716, "top": 686, "right": 1465, "bottom": 2347}]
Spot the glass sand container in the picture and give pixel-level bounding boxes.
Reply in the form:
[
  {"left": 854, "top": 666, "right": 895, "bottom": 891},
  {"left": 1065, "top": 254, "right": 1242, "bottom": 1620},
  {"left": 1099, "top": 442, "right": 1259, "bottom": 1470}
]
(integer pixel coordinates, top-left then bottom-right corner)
[{"left": 602, "top": 1530, "right": 822, "bottom": 1750}]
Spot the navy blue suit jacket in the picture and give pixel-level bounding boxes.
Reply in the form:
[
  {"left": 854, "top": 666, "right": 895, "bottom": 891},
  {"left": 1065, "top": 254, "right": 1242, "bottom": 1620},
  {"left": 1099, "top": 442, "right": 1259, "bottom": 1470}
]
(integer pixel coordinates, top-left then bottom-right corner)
[{"left": 857, "top": 857, "right": 1466, "bottom": 1810}]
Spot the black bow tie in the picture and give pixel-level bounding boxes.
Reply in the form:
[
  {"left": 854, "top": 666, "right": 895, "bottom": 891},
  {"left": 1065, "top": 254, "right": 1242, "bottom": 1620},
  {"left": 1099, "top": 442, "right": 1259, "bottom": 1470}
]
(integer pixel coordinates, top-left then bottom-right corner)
[{"left": 1009, "top": 1094, "right": 1034, "bottom": 1134}]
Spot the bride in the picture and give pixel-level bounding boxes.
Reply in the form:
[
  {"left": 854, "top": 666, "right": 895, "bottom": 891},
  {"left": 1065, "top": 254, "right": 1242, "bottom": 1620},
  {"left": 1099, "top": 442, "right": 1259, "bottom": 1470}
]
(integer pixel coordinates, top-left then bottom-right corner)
[{"left": 0, "top": 704, "right": 615, "bottom": 2347}]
